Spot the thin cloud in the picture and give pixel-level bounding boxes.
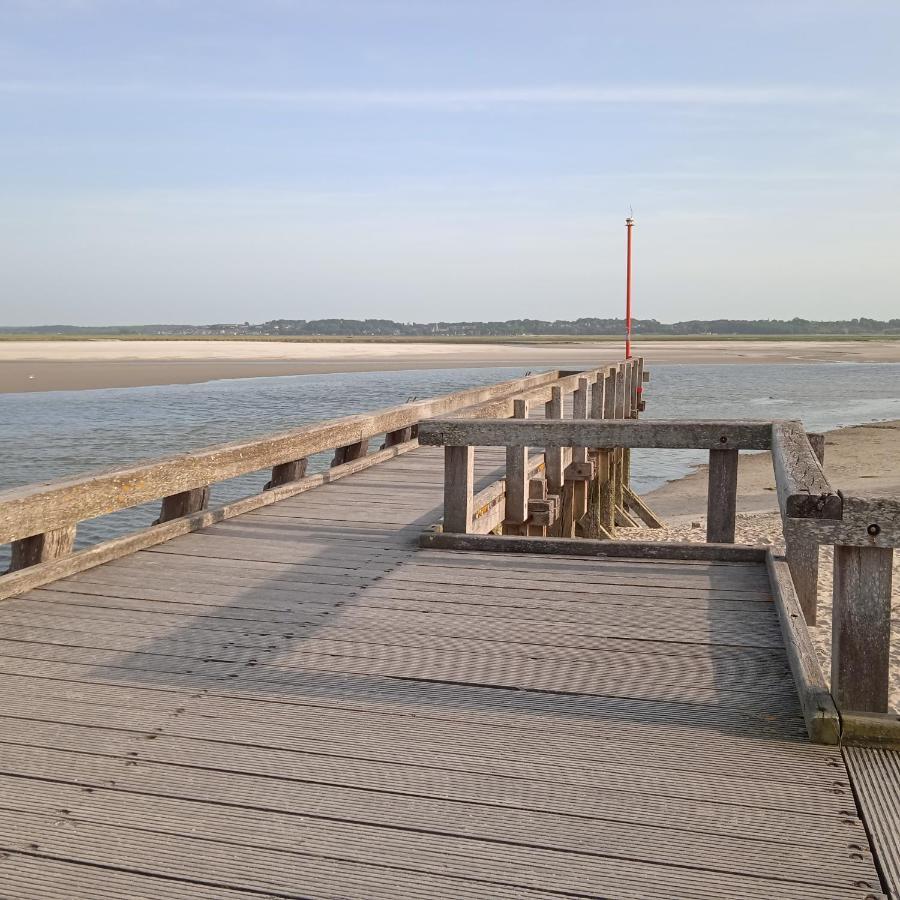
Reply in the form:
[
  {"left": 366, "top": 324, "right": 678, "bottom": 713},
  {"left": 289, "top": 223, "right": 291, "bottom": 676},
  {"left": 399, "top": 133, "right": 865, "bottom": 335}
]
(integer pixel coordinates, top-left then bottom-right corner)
[{"left": 0, "top": 81, "right": 860, "bottom": 107}]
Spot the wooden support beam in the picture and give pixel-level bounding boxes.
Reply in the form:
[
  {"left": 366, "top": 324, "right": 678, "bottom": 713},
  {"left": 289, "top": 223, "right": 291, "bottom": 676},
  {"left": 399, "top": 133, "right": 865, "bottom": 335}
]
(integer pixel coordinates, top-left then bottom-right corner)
[
  {"left": 157, "top": 486, "right": 209, "bottom": 524},
  {"left": 572, "top": 377, "right": 589, "bottom": 464},
  {"left": 706, "top": 448, "right": 738, "bottom": 543},
  {"left": 8, "top": 525, "right": 76, "bottom": 573},
  {"left": 264, "top": 458, "right": 307, "bottom": 490},
  {"left": 504, "top": 399, "right": 529, "bottom": 526},
  {"left": 831, "top": 545, "right": 893, "bottom": 713},
  {"left": 615, "top": 506, "right": 639, "bottom": 528},
  {"left": 623, "top": 485, "right": 664, "bottom": 529},
  {"left": 443, "top": 445, "right": 474, "bottom": 534}
]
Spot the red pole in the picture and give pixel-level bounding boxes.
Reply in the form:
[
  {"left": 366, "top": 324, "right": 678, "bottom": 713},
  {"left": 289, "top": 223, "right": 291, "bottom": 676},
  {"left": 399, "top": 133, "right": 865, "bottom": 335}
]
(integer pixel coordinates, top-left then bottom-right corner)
[{"left": 625, "top": 216, "right": 634, "bottom": 360}]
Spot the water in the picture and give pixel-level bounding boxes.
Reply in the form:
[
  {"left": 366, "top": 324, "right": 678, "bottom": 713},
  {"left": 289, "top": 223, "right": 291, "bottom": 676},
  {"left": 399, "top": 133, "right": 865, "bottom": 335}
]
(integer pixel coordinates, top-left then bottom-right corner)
[{"left": 2, "top": 362, "right": 898, "bottom": 565}]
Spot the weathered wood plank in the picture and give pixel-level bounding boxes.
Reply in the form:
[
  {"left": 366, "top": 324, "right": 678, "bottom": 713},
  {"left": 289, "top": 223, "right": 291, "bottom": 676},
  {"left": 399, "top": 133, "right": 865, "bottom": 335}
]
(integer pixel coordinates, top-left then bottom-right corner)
[
  {"left": 783, "top": 495, "right": 900, "bottom": 549},
  {"left": 544, "top": 386, "right": 564, "bottom": 494},
  {"left": 157, "top": 486, "right": 209, "bottom": 523},
  {"left": 771, "top": 420, "right": 842, "bottom": 519},
  {"left": 8, "top": 525, "right": 77, "bottom": 573},
  {"left": 831, "top": 545, "right": 893, "bottom": 713},
  {"left": 706, "top": 448, "right": 739, "bottom": 543},
  {"left": 764, "top": 552, "right": 840, "bottom": 744},
  {"left": 443, "top": 445, "right": 474, "bottom": 534},
  {"left": 419, "top": 532, "right": 767, "bottom": 562},
  {"left": 623, "top": 486, "right": 664, "bottom": 529},
  {"left": 264, "top": 457, "right": 308, "bottom": 490},
  {"left": 419, "top": 419, "right": 775, "bottom": 450},
  {"left": 784, "top": 433, "right": 824, "bottom": 623},
  {"left": 504, "top": 399, "right": 529, "bottom": 525}
]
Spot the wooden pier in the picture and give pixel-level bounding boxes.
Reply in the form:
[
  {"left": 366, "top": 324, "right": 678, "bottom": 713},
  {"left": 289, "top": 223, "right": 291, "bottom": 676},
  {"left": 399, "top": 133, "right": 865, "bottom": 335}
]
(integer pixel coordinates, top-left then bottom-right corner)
[{"left": 0, "top": 361, "right": 897, "bottom": 899}]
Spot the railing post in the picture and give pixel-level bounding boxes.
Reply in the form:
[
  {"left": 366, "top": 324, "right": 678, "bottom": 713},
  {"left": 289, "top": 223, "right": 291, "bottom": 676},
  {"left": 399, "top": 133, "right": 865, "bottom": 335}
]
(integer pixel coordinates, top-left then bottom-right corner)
[
  {"left": 831, "top": 545, "right": 893, "bottom": 713},
  {"left": 706, "top": 449, "right": 738, "bottom": 543},
  {"left": 503, "top": 400, "right": 529, "bottom": 535},
  {"left": 786, "top": 432, "right": 824, "bottom": 623},
  {"left": 8, "top": 525, "right": 77, "bottom": 572},
  {"left": 158, "top": 487, "right": 210, "bottom": 523},
  {"left": 544, "top": 386, "right": 564, "bottom": 495},
  {"left": 265, "top": 458, "right": 308, "bottom": 490},
  {"left": 613, "top": 364, "right": 627, "bottom": 516},
  {"left": 443, "top": 445, "right": 474, "bottom": 534},
  {"left": 598, "top": 366, "right": 617, "bottom": 535},
  {"left": 384, "top": 427, "right": 413, "bottom": 448},
  {"left": 331, "top": 440, "right": 369, "bottom": 467}
]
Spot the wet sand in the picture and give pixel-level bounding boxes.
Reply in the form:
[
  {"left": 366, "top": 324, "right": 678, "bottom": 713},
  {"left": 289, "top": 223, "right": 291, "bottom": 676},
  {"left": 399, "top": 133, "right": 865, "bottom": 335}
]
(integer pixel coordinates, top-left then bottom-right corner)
[{"left": 2, "top": 338, "right": 898, "bottom": 393}]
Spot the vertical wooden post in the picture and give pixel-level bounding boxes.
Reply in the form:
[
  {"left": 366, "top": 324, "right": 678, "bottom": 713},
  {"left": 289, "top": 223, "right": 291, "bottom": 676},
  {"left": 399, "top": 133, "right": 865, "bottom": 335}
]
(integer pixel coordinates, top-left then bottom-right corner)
[
  {"left": 265, "top": 458, "right": 308, "bottom": 490},
  {"left": 384, "top": 427, "right": 413, "bottom": 447},
  {"left": 572, "top": 378, "right": 588, "bottom": 464},
  {"left": 571, "top": 378, "right": 589, "bottom": 529},
  {"left": 831, "top": 545, "right": 893, "bottom": 712},
  {"left": 8, "top": 525, "right": 77, "bottom": 572},
  {"left": 158, "top": 487, "right": 209, "bottom": 524},
  {"left": 443, "top": 445, "right": 474, "bottom": 534},
  {"left": 598, "top": 367, "right": 617, "bottom": 535},
  {"left": 545, "top": 386, "right": 564, "bottom": 495},
  {"left": 504, "top": 399, "right": 529, "bottom": 534},
  {"left": 622, "top": 361, "right": 634, "bottom": 500},
  {"left": 613, "top": 364, "right": 626, "bottom": 512},
  {"left": 331, "top": 440, "right": 369, "bottom": 467},
  {"left": 584, "top": 372, "right": 606, "bottom": 539},
  {"left": 786, "top": 433, "right": 825, "bottom": 624},
  {"left": 706, "top": 449, "right": 738, "bottom": 543}
]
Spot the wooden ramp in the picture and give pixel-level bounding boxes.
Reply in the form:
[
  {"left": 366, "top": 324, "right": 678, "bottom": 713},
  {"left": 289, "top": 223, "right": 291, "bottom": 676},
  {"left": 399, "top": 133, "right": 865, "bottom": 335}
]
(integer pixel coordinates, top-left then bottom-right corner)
[{"left": 0, "top": 446, "right": 888, "bottom": 899}]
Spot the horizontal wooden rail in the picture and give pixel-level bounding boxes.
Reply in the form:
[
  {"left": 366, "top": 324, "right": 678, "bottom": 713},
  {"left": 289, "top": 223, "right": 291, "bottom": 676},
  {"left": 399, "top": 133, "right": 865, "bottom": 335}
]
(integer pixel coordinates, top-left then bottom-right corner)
[{"left": 420, "top": 419, "right": 775, "bottom": 451}]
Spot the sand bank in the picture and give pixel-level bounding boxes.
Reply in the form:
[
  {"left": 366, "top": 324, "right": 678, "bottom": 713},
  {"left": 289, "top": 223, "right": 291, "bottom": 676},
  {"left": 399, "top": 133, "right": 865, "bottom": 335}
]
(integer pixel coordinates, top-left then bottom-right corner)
[
  {"left": 2, "top": 338, "right": 899, "bottom": 393},
  {"left": 630, "top": 420, "right": 900, "bottom": 711}
]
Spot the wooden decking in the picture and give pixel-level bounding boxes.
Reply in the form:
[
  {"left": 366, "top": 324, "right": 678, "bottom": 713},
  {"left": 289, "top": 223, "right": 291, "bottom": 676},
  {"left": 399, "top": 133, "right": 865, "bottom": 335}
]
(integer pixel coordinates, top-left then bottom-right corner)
[{"left": 0, "top": 446, "right": 888, "bottom": 898}]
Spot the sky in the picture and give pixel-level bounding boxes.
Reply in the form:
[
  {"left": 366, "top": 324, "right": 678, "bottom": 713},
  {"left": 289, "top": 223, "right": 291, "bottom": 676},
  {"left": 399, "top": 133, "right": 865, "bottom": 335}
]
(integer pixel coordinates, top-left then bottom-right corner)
[{"left": 1, "top": 0, "right": 898, "bottom": 326}]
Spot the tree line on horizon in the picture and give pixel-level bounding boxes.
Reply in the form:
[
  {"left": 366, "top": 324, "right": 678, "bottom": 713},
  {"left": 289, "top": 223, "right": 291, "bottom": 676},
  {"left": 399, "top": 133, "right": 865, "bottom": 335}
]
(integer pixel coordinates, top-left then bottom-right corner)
[{"left": 4, "top": 316, "right": 899, "bottom": 336}]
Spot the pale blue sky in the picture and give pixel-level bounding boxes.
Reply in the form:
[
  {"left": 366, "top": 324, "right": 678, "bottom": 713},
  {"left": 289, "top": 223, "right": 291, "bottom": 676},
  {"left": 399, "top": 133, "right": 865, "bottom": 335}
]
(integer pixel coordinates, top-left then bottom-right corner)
[{"left": 1, "top": 0, "right": 898, "bottom": 325}]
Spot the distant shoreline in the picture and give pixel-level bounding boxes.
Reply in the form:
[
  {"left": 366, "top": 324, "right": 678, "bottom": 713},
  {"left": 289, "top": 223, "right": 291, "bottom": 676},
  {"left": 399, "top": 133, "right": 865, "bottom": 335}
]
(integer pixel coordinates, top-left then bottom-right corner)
[{"left": 2, "top": 338, "right": 898, "bottom": 393}]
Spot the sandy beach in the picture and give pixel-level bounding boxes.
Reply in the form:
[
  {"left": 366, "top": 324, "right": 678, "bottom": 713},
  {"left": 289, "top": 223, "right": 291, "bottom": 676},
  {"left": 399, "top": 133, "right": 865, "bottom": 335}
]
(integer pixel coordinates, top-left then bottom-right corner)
[
  {"left": 2, "top": 338, "right": 899, "bottom": 393},
  {"left": 631, "top": 419, "right": 900, "bottom": 711}
]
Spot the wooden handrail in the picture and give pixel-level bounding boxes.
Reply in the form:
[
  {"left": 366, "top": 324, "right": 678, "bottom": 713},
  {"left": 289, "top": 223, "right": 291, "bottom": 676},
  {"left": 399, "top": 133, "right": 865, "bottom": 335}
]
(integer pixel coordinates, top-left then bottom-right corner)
[
  {"left": 420, "top": 419, "right": 775, "bottom": 450},
  {"left": 0, "top": 368, "right": 564, "bottom": 547}
]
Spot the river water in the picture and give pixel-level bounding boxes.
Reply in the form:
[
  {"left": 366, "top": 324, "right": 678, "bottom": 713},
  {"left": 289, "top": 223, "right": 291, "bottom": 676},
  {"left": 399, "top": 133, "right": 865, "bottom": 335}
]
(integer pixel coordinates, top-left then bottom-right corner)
[{"left": 2, "top": 362, "right": 898, "bottom": 562}]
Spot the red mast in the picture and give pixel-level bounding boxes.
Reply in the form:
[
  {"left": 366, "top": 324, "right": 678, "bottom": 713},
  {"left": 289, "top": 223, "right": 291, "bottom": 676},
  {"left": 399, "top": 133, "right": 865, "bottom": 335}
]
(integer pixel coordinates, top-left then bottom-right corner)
[{"left": 625, "top": 215, "right": 634, "bottom": 360}]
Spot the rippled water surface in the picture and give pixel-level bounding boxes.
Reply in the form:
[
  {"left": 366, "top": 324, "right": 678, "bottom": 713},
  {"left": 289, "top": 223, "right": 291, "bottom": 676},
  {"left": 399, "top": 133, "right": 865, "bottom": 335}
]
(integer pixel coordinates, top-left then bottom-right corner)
[{"left": 2, "top": 362, "right": 898, "bottom": 562}]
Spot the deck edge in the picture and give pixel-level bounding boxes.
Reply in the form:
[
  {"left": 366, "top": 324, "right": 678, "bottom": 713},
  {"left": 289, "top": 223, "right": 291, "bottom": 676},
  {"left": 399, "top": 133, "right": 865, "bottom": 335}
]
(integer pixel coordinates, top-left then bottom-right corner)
[{"left": 765, "top": 550, "right": 841, "bottom": 745}]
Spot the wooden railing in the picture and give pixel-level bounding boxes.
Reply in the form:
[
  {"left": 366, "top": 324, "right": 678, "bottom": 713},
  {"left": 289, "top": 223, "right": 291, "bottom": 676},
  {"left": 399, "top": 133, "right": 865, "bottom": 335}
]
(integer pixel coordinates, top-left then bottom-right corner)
[
  {"left": 418, "top": 412, "right": 900, "bottom": 744},
  {"left": 0, "top": 366, "right": 605, "bottom": 599},
  {"left": 431, "top": 358, "right": 650, "bottom": 539}
]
